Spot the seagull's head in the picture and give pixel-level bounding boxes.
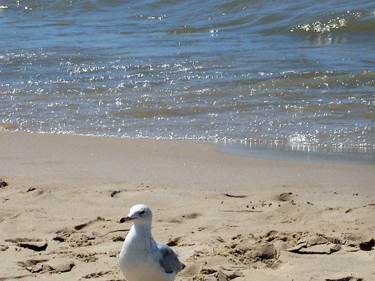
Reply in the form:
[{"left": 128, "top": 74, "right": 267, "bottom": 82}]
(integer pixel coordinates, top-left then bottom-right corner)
[{"left": 120, "top": 204, "right": 152, "bottom": 225}]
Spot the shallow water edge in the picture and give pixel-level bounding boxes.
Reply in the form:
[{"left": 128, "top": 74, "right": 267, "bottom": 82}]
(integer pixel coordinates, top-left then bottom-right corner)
[
  {"left": 218, "top": 141, "right": 375, "bottom": 166},
  {"left": 2, "top": 129, "right": 374, "bottom": 166}
]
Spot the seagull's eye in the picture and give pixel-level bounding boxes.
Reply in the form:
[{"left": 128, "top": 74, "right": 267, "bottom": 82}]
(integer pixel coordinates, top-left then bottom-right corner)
[{"left": 139, "top": 210, "right": 145, "bottom": 215}]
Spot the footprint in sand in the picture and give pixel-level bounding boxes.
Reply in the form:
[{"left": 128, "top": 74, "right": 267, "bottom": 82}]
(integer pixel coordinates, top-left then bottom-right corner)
[
  {"left": 0, "top": 179, "right": 8, "bottom": 188},
  {"left": 5, "top": 238, "right": 48, "bottom": 251},
  {"left": 278, "top": 192, "right": 294, "bottom": 202},
  {"left": 18, "top": 258, "right": 75, "bottom": 274},
  {"left": 74, "top": 217, "right": 109, "bottom": 231},
  {"left": 109, "top": 183, "right": 154, "bottom": 198},
  {"left": 81, "top": 270, "right": 113, "bottom": 279},
  {"left": 182, "top": 213, "right": 202, "bottom": 220}
]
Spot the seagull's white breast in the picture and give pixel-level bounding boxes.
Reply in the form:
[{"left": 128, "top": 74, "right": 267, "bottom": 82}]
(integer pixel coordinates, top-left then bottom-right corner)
[{"left": 119, "top": 226, "right": 176, "bottom": 281}]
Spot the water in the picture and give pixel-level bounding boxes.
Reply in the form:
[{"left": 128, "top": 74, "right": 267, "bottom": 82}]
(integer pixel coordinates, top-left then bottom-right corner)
[
  {"left": 219, "top": 142, "right": 375, "bottom": 165},
  {"left": 1, "top": 0, "right": 375, "bottom": 162}
]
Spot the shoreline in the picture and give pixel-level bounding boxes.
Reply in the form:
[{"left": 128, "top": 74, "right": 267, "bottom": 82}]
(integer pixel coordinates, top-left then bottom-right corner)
[
  {"left": 2, "top": 129, "right": 375, "bottom": 166},
  {"left": 218, "top": 141, "right": 375, "bottom": 166},
  {"left": 1, "top": 131, "right": 374, "bottom": 280}
]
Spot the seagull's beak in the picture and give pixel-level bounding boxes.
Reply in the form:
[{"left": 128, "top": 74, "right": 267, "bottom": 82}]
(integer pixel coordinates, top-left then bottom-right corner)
[{"left": 119, "top": 216, "right": 133, "bottom": 223}]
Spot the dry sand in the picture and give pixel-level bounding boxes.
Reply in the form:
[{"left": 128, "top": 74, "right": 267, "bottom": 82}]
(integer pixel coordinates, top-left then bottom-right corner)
[{"left": 0, "top": 131, "right": 374, "bottom": 281}]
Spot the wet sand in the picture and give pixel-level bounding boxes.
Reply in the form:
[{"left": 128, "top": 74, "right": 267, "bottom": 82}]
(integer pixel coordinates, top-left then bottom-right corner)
[{"left": 0, "top": 131, "right": 374, "bottom": 281}]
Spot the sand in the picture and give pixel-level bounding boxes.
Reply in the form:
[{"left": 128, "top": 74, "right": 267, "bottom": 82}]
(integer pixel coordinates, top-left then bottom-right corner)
[{"left": 0, "top": 131, "right": 374, "bottom": 281}]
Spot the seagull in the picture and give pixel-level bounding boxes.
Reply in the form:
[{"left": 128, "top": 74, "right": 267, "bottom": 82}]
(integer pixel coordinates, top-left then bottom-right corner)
[{"left": 119, "top": 204, "right": 185, "bottom": 281}]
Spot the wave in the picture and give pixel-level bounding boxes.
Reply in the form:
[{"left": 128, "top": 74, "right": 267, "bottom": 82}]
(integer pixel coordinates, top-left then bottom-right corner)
[{"left": 3, "top": 0, "right": 374, "bottom": 38}]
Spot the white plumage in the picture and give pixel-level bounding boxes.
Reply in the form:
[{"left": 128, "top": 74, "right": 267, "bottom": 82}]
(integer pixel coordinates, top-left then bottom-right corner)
[{"left": 119, "top": 204, "right": 185, "bottom": 281}]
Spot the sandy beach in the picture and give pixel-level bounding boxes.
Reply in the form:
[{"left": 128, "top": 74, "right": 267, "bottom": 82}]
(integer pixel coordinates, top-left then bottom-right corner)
[{"left": 0, "top": 131, "right": 374, "bottom": 281}]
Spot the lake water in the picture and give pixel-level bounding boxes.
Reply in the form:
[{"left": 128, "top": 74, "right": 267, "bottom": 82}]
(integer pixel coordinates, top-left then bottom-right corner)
[{"left": 1, "top": 0, "right": 374, "bottom": 162}]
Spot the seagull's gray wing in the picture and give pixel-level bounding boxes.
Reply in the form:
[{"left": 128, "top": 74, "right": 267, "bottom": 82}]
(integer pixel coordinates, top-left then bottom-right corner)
[{"left": 156, "top": 242, "right": 185, "bottom": 274}]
